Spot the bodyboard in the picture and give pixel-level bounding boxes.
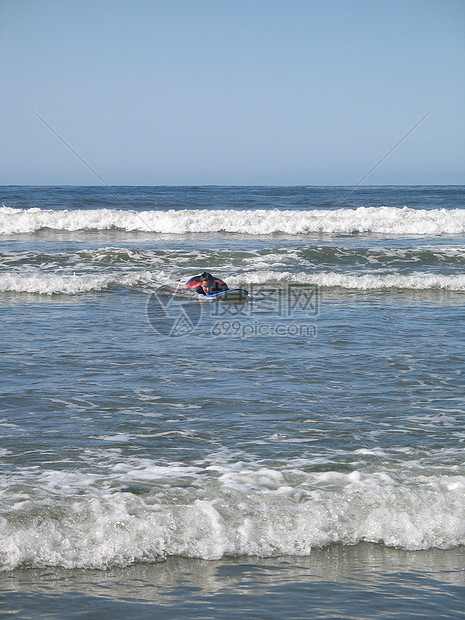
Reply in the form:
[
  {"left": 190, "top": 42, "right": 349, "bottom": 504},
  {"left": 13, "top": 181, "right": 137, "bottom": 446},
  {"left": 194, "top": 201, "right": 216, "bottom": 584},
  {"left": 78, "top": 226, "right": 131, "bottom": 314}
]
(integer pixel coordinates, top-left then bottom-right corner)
[{"left": 204, "top": 288, "right": 248, "bottom": 302}]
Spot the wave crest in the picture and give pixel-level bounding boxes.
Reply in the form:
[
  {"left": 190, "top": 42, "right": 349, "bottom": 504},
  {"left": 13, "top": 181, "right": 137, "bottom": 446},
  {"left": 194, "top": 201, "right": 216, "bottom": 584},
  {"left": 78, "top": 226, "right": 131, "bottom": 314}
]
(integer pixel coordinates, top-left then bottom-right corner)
[
  {"left": 2, "top": 206, "right": 465, "bottom": 236},
  {"left": 1, "top": 469, "right": 464, "bottom": 570}
]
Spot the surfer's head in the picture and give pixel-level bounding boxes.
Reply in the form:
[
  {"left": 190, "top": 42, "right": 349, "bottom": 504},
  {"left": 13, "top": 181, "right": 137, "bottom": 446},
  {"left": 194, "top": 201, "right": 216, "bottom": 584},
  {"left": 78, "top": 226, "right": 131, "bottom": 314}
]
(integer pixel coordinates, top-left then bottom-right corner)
[
  {"left": 199, "top": 272, "right": 214, "bottom": 294},
  {"left": 199, "top": 272, "right": 214, "bottom": 283}
]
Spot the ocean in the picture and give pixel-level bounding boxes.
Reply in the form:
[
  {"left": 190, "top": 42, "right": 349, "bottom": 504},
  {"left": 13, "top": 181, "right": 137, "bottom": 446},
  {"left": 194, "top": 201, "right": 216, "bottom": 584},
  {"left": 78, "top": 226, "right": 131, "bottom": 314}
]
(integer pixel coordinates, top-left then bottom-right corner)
[{"left": 0, "top": 185, "right": 464, "bottom": 618}]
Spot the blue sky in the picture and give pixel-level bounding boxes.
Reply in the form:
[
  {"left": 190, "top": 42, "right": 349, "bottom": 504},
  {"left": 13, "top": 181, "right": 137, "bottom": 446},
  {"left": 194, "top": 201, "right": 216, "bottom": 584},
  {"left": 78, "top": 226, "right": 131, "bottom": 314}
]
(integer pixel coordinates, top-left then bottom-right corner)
[{"left": 1, "top": 0, "right": 464, "bottom": 185}]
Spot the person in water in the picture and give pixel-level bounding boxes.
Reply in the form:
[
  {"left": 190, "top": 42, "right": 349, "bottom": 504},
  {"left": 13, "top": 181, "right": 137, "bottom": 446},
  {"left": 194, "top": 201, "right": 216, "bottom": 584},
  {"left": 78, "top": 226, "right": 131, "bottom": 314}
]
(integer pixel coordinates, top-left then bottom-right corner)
[{"left": 191, "top": 272, "right": 229, "bottom": 295}]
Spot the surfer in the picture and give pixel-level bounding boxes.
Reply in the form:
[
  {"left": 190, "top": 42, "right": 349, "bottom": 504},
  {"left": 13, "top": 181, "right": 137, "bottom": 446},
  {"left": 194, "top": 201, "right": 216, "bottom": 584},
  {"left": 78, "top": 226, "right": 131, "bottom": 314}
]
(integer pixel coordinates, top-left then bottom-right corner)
[{"left": 186, "top": 272, "right": 229, "bottom": 295}]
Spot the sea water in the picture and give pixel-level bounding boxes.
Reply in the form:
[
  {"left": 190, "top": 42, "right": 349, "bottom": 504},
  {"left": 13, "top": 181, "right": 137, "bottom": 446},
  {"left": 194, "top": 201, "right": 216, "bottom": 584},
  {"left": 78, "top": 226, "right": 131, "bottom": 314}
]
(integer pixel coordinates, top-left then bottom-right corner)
[{"left": 0, "top": 185, "right": 464, "bottom": 618}]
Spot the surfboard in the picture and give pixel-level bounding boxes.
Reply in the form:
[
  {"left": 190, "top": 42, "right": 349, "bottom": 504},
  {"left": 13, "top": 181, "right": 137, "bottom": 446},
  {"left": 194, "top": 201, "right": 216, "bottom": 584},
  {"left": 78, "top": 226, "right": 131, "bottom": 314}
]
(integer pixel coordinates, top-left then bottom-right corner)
[{"left": 204, "top": 288, "right": 248, "bottom": 302}]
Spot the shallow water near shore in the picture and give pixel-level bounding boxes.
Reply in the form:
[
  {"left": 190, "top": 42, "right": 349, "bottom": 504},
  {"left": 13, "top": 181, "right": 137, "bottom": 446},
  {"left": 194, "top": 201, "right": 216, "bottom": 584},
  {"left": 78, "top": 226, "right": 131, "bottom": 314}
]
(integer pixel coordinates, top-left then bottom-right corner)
[
  {"left": 1, "top": 546, "right": 464, "bottom": 619},
  {"left": 1, "top": 185, "right": 464, "bottom": 617}
]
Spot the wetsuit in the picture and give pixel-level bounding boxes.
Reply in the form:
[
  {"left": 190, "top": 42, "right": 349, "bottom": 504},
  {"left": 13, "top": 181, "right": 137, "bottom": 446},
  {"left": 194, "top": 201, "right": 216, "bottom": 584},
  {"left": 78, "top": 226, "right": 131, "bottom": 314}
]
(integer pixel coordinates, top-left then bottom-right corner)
[{"left": 186, "top": 275, "right": 229, "bottom": 295}]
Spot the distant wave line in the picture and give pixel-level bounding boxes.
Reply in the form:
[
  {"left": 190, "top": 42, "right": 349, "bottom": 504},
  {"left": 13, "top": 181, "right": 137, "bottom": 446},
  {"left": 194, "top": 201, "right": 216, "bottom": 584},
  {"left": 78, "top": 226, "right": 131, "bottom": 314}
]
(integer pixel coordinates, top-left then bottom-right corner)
[{"left": 1, "top": 205, "right": 465, "bottom": 236}]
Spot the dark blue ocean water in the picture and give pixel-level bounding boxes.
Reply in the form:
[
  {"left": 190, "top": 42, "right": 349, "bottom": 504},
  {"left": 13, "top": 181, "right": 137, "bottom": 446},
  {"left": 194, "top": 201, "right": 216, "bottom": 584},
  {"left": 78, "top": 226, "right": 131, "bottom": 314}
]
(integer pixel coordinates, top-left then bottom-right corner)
[{"left": 1, "top": 186, "right": 464, "bottom": 618}]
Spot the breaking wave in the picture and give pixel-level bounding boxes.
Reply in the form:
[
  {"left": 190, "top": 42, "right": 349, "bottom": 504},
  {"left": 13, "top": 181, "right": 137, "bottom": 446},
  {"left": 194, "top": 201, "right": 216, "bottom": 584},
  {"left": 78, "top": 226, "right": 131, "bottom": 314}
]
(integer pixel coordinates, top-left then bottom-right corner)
[
  {"left": 1, "top": 462, "right": 464, "bottom": 570},
  {"left": 2, "top": 270, "right": 465, "bottom": 295},
  {"left": 2, "top": 206, "right": 465, "bottom": 236}
]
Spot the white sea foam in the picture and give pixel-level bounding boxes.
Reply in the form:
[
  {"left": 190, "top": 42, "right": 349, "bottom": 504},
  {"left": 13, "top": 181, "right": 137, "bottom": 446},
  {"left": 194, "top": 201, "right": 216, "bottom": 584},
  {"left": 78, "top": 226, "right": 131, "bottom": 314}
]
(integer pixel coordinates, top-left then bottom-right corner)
[
  {"left": 229, "top": 270, "right": 465, "bottom": 292},
  {"left": 2, "top": 206, "right": 465, "bottom": 236},
  {"left": 2, "top": 268, "right": 465, "bottom": 295},
  {"left": 0, "top": 465, "right": 464, "bottom": 570},
  {"left": 0, "top": 271, "right": 155, "bottom": 295}
]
